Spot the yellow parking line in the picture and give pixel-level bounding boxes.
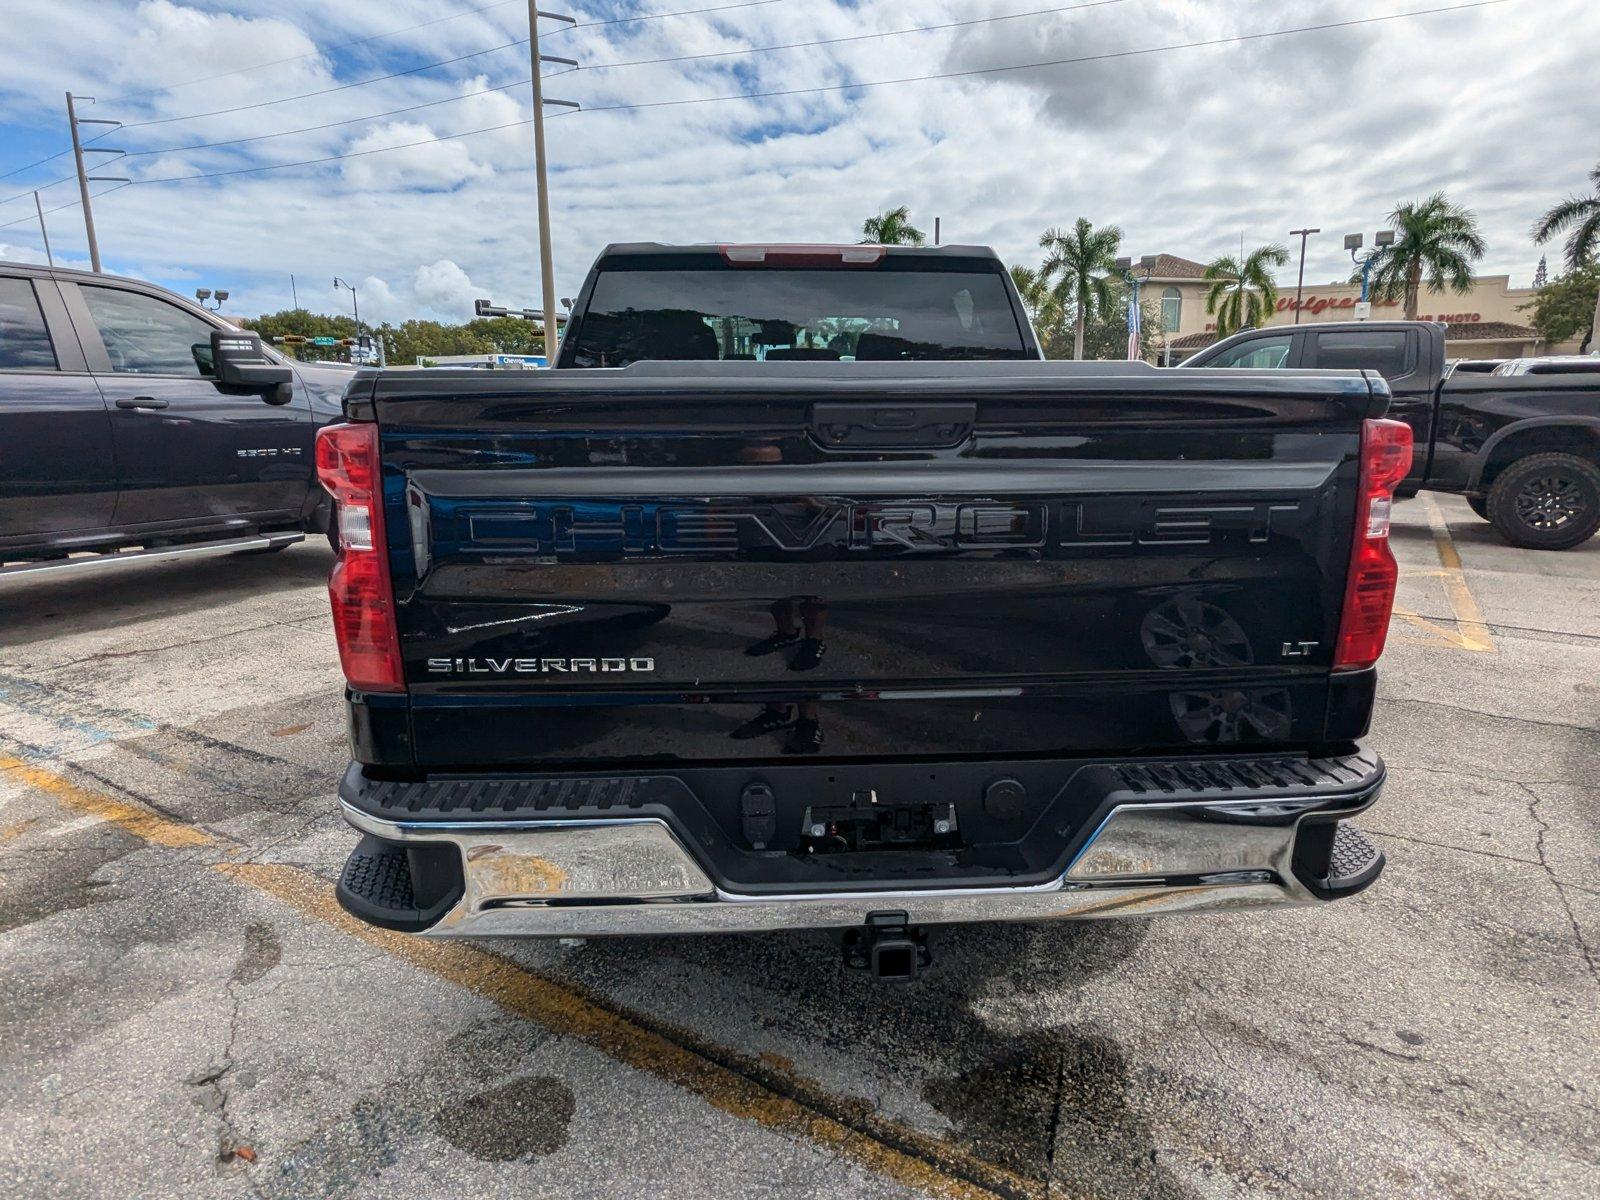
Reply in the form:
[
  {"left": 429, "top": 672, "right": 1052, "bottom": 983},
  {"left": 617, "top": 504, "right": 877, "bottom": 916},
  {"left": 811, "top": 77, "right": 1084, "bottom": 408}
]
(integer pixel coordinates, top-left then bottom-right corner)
[
  {"left": 1416, "top": 494, "right": 1495, "bottom": 653},
  {"left": 2, "top": 756, "right": 1038, "bottom": 1200},
  {"left": 222, "top": 860, "right": 1039, "bottom": 1200},
  {"left": 1391, "top": 606, "right": 1483, "bottom": 651},
  {"left": 0, "top": 756, "right": 214, "bottom": 848}
]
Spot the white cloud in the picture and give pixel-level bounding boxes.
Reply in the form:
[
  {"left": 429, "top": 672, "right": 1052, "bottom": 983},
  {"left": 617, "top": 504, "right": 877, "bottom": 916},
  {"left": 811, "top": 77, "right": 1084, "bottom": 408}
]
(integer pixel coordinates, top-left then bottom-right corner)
[
  {"left": 340, "top": 121, "right": 494, "bottom": 191},
  {"left": 411, "top": 258, "right": 479, "bottom": 320},
  {"left": 0, "top": 241, "right": 50, "bottom": 266},
  {"left": 354, "top": 275, "right": 402, "bottom": 324},
  {"left": 2, "top": 0, "right": 1595, "bottom": 318}
]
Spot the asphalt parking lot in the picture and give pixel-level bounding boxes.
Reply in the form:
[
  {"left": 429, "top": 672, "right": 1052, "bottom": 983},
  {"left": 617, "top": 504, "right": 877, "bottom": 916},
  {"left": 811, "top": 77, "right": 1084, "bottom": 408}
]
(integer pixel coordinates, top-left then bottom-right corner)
[{"left": 1, "top": 492, "right": 1596, "bottom": 1200}]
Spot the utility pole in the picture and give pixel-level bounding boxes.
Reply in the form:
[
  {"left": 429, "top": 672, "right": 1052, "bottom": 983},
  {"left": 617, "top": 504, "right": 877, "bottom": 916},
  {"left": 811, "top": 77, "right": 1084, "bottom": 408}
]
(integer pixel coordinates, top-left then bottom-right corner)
[
  {"left": 1288, "top": 227, "right": 1319, "bottom": 324},
  {"left": 290, "top": 273, "right": 299, "bottom": 310},
  {"left": 527, "top": 7, "right": 579, "bottom": 362},
  {"left": 65, "top": 93, "right": 125, "bottom": 273},
  {"left": 934, "top": 217, "right": 941, "bottom": 246},
  {"left": 33, "top": 192, "right": 53, "bottom": 267}
]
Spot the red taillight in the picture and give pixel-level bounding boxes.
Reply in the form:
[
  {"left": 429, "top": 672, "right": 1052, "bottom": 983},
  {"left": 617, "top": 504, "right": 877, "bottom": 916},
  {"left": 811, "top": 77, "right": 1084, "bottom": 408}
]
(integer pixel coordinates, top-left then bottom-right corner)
[
  {"left": 1334, "top": 418, "right": 1414, "bottom": 671},
  {"left": 316, "top": 423, "right": 403, "bottom": 693}
]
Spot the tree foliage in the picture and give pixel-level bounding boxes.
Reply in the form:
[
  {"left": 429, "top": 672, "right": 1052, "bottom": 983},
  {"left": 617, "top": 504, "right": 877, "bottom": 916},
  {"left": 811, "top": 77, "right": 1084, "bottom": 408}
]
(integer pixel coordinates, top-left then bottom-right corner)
[
  {"left": 1203, "top": 244, "right": 1289, "bottom": 337},
  {"left": 238, "top": 310, "right": 548, "bottom": 363},
  {"left": 1520, "top": 263, "right": 1600, "bottom": 353},
  {"left": 1039, "top": 218, "right": 1123, "bottom": 359},
  {"left": 1008, "top": 264, "right": 1068, "bottom": 354},
  {"left": 1356, "top": 192, "right": 1485, "bottom": 320},
  {"left": 1532, "top": 160, "right": 1600, "bottom": 273},
  {"left": 1080, "top": 291, "right": 1162, "bottom": 362},
  {"left": 1010, "top": 259, "right": 1158, "bottom": 360},
  {"left": 860, "top": 206, "right": 926, "bottom": 246}
]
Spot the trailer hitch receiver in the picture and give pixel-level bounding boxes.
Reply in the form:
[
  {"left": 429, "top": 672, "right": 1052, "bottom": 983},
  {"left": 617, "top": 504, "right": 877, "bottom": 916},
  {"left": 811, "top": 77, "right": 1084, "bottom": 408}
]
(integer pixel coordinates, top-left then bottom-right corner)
[{"left": 842, "top": 912, "right": 931, "bottom": 982}]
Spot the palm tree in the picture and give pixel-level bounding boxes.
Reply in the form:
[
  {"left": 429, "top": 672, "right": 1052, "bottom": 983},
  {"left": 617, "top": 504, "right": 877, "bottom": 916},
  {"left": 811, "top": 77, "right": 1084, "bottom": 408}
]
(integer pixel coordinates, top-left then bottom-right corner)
[
  {"left": 1204, "top": 243, "right": 1289, "bottom": 337},
  {"left": 1532, "top": 160, "right": 1600, "bottom": 271},
  {"left": 1009, "top": 263, "right": 1069, "bottom": 357},
  {"left": 1358, "top": 193, "right": 1486, "bottom": 319},
  {"left": 1039, "top": 218, "right": 1123, "bottom": 359},
  {"left": 860, "top": 206, "right": 925, "bottom": 246}
]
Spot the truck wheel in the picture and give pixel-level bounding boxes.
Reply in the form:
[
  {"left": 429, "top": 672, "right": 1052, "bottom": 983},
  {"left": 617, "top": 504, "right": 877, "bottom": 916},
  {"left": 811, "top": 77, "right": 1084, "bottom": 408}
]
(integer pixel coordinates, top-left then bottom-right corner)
[
  {"left": 1486, "top": 453, "right": 1600, "bottom": 550},
  {"left": 1466, "top": 497, "right": 1489, "bottom": 520}
]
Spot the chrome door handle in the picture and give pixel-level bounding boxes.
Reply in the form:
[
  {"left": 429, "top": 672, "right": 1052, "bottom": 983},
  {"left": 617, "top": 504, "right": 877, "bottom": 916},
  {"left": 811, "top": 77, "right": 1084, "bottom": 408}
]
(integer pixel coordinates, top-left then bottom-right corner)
[{"left": 116, "top": 396, "right": 169, "bottom": 410}]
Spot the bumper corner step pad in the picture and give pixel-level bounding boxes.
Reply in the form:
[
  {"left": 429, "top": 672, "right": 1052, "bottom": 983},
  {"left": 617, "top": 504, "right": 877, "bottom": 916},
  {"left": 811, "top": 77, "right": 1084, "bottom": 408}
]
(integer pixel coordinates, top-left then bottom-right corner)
[
  {"left": 1303, "top": 821, "right": 1385, "bottom": 899},
  {"left": 335, "top": 834, "right": 461, "bottom": 933}
]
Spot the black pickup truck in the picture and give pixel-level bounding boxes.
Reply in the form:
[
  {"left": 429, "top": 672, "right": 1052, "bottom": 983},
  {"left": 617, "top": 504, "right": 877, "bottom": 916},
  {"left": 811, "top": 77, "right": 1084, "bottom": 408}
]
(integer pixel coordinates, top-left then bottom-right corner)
[
  {"left": 0, "top": 262, "right": 348, "bottom": 576},
  {"left": 1184, "top": 321, "right": 1600, "bottom": 550},
  {"left": 321, "top": 244, "right": 1409, "bottom": 979}
]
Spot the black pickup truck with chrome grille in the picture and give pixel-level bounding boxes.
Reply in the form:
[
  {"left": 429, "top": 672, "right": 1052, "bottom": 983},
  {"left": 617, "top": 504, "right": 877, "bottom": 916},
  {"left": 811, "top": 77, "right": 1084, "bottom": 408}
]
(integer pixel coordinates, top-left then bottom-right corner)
[{"left": 316, "top": 243, "right": 1410, "bottom": 979}]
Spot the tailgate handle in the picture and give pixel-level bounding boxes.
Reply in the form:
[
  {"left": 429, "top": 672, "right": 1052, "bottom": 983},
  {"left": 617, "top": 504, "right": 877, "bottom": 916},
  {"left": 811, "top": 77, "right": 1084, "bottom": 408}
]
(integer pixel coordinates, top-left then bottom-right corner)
[{"left": 810, "top": 401, "right": 976, "bottom": 449}]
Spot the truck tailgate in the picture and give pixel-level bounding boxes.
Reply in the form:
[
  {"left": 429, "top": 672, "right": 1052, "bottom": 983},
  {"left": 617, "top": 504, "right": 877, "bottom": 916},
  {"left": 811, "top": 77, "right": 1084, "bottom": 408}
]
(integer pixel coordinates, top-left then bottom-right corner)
[{"left": 359, "top": 364, "right": 1385, "bottom": 767}]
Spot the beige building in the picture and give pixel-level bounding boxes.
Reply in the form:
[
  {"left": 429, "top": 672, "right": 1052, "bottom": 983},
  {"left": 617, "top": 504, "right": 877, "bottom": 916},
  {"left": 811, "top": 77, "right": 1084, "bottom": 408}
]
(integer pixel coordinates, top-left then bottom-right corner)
[{"left": 1138, "top": 254, "right": 1573, "bottom": 363}]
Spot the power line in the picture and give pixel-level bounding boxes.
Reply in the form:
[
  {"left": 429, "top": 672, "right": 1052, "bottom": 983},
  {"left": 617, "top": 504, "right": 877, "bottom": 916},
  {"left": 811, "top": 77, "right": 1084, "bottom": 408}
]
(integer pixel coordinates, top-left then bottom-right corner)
[
  {"left": 582, "top": 0, "right": 1516, "bottom": 112},
  {"left": 550, "top": 0, "right": 788, "bottom": 34},
  {"left": 0, "top": 183, "right": 129, "bottom": 232},
  {"left": 131, "top": 114, "right": 573, "bottom": 184},
  {"left": 104, "top": 0, "right": 788, "bottom": 101},
  {"left": 107, "top": 0, "right": 527, "bottom": 101},
  {"left": 111, "top": 0, "right": 1119, "bottom": 162},
  {"left": 579, "top": 0, "right": 1516, "bottom": 113},
  {"left": 113, "top": 1, "right": 1511, "bottom": 187},
  {"left": 113, "top": 79, "right": 539, "bottom": 160},
  {"left": 117, "top": 0, "right": 798, "bottom": 130},
  {"left": 581, "top": 0, "right": 1132, "bottom": 71},
  {"left": 0, "top": 0, "right": 792, "bottom": 180},
  {"left": 118, "top": 37, "right": 531, "bottom": 129},
  {"left": 0, "top": 172, "right": 78, "bottom": 208}
]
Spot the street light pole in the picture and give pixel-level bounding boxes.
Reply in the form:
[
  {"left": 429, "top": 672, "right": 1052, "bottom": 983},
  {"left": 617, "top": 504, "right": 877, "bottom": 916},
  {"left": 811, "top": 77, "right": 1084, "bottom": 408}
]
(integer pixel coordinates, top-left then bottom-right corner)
[
  {"left": 334, "top": 276, "right": 361, "bottom": 344},
  {"left": 1288, "top": 227, "right": 1319, "bottom": 324},
  {"left": 1345, "top": 230, "right": 1394, "bottom": 317}
]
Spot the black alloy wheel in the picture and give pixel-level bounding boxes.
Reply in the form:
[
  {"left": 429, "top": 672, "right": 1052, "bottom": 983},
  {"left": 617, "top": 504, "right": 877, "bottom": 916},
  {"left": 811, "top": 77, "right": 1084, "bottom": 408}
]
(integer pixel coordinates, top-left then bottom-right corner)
[{"left": 1486, "top": 452, "right": 1600, "bottom": 550}]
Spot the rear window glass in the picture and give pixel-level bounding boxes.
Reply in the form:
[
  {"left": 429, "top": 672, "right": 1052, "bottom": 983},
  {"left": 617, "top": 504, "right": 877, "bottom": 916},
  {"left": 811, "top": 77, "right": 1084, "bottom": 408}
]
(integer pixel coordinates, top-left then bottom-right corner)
[
  {"left": 566, "top": 267, "right": 1029, "bottom": 367},
  {"left": 1309, "top": 330, "right": 1411, "bottom": 378},
  {"left": 0, "top": 277, "right": 58, "bottom": 370}
]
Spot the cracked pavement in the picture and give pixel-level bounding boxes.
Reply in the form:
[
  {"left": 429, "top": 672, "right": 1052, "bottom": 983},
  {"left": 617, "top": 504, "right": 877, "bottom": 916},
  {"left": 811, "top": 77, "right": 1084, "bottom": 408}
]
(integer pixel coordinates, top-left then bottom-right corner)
[{"left": 1, "top": 493, "right": 1597, "bottom": 1199}]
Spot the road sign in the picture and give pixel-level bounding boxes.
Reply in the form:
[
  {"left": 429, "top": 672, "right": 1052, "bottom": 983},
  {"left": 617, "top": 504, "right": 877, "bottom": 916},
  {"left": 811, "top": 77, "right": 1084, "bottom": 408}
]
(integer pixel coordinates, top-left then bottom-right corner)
[{"left": 310, "top": 336, "right": 338, "bottom": 346}]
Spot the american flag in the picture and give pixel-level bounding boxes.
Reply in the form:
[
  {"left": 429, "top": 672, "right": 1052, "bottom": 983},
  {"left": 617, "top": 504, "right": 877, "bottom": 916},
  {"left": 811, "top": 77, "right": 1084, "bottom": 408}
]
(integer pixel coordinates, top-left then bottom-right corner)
[{"left": 1126, "top": 289, "right": 1141, "bottom": 361}]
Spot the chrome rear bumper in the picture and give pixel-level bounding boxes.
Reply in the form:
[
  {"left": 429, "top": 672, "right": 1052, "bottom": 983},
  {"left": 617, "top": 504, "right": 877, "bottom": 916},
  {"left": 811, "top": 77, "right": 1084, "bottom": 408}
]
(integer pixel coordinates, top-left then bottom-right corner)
[{"left": 338, "top": 767, "right": 1383, "bottom": 937}]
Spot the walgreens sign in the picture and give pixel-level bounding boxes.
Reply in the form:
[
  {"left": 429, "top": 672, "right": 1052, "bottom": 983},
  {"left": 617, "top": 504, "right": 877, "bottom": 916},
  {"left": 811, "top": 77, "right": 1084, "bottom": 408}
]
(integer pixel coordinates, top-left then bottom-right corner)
[{"left": 1277, "top": 294, "right": 1399, "bottom": 315}]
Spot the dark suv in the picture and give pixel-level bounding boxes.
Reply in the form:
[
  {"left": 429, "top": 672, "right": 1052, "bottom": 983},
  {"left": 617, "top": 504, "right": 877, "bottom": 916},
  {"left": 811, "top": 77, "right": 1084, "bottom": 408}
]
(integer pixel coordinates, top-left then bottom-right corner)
[{"left": 0, "top": 262, "right": 349, "bottom": 573}]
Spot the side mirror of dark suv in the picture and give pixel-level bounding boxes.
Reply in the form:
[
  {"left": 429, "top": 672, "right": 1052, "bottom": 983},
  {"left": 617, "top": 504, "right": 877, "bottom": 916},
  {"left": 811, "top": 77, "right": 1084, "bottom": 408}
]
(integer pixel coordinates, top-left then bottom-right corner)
[{"left": 211, "top": 330, "right": 294, "bottom": 402}]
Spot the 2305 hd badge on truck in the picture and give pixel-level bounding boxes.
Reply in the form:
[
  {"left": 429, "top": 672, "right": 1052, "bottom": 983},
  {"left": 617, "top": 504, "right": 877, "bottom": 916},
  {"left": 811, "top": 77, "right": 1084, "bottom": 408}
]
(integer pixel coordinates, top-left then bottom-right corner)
[{"left": 315, "top": 243, "right": 1411, "bottom": 980}]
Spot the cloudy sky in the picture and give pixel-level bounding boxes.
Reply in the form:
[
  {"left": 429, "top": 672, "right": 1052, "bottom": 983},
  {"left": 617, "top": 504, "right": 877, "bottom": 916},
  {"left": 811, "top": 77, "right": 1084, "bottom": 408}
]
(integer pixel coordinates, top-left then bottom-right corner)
[{"left": 0, "top": 0, "right": 1592, "bottom": 323}]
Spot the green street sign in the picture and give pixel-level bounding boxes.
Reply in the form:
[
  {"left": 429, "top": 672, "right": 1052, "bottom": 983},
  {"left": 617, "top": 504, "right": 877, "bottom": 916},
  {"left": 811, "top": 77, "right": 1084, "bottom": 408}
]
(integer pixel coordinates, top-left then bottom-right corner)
[{"left": 310, "top": 336, "right": 338, "bottom": 346}]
